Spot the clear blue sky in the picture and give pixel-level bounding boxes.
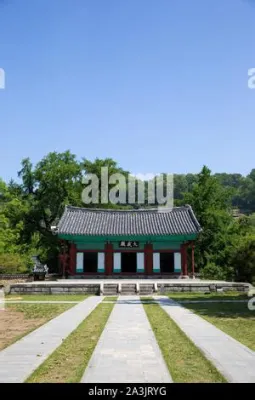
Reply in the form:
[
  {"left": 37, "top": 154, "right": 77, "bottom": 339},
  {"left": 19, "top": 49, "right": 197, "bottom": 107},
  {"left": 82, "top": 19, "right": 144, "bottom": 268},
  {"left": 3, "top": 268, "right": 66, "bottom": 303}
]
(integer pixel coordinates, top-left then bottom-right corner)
[{"left": 0, "top": 0, "right": 255, "bottom": 182}]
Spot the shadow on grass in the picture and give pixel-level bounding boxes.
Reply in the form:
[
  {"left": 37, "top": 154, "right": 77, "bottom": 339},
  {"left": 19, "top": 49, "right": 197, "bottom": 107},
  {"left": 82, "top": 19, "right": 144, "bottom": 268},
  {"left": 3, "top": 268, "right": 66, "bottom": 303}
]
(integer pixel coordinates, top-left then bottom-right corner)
[
  {"left": 183, "top": 302, "right": 255, "bottom": 320},
  {"left": 166, "top": 293, "right": 249, "bottom": 302}
]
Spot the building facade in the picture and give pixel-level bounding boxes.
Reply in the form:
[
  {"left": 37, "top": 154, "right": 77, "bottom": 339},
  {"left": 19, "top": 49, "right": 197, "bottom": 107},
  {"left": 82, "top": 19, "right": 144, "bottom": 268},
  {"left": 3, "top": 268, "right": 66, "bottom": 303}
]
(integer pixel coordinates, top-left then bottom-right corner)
[{"left": 57, "top": 205, "right": 201, "bottom": 277}]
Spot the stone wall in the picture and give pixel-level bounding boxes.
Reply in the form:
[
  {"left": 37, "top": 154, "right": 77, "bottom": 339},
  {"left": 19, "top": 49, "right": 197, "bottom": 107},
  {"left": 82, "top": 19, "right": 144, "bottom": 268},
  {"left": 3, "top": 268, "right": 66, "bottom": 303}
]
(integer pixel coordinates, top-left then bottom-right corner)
[
  {"left": 8, "top": 281, "right": 251, "bottom": 295},
  {"left": 0, "top": 274, "right": 30, "bottom": 280},
  {"left": 9, "top": 283, "right": 100, "bottom": 295},
  {"left": 157, "top": 282, "right": 251, "bottom": 293}
]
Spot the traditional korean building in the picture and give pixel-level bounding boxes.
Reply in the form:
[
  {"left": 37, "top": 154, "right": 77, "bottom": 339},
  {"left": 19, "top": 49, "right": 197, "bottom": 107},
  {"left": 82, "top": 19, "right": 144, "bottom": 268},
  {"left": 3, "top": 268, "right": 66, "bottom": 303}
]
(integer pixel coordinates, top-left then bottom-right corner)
[{"left": 57, "top": 205, "right": 201, "bottom": 277}]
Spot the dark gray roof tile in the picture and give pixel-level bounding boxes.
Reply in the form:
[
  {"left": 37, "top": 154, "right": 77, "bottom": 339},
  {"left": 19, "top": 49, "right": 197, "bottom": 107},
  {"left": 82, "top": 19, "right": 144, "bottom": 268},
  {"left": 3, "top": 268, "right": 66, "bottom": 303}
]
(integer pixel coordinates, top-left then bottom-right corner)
[{"left": 57, "top": 205, "right": 201, "bottom": 236}]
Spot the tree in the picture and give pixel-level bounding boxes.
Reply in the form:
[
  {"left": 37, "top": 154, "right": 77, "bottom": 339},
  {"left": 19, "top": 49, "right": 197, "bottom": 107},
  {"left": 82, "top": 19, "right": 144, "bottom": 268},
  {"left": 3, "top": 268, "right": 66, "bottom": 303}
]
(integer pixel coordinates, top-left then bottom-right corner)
[
  {"left": 183, "top": 166, "right": 234, "bottom": 273},
  {"left": 82, "top": 158, "right": 130, "bottom": 208}
]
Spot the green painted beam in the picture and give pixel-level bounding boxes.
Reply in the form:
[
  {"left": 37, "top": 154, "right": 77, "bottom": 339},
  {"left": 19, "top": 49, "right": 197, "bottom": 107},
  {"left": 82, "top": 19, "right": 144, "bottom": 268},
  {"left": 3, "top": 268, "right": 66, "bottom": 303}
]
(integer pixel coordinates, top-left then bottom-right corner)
[{"left": 58, "top": 233, "right": 198, "bottom": 242}]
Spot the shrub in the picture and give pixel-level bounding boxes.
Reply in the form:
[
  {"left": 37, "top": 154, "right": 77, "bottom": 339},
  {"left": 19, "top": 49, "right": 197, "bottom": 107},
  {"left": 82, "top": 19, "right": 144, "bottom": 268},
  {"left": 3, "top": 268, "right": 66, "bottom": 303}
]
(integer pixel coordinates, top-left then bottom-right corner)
[
  {"left": 0, "top": 253, "right": 29, "bottom": 274},
  {"left": 200, "top": 262, "right": 228, "bottom": 280}
]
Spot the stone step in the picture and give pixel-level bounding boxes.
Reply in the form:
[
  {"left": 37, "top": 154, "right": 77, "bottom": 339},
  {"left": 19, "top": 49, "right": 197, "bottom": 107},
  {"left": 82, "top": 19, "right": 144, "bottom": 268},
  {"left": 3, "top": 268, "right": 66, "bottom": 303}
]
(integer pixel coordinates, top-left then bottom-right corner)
[
  {"left": 121, "top": 284, "right": 136, "bottom": 289},
  {"left": 103, "top": 290, "right": 118, "bottom": 294},
  {"left": 139, "top": 284, "right": 154, "bottom": 294},
  {"left": 103, "top": 285, "right": 118, "bottom": 295},
  {"left": 104, "top": 284, "right": 118, "bottom": 288}
]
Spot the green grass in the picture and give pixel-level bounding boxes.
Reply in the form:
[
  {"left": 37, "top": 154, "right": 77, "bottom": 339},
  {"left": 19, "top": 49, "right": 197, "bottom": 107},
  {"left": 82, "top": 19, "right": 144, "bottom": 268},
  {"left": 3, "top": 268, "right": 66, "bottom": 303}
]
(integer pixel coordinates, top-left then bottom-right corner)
[
  {"left": 183, "top": 302, "right": 255, "bottom": 351},
  {"left": 167, "top": 291, "right": 248, "bottom": 301},
  {"left": 102, "top": 296, "right": 118, "bottom": 302},
  {"left": 26, "top": 302, "right": 114, "bottom": 383},
  {"left": 6, "top": 303, "right": 74, "bottom": 319},
  {"left": 6, "top": 294, "right": 89, "bottom": 302},
  {"left": 143, "top": 300, "right": 226, "bottom": 383}
]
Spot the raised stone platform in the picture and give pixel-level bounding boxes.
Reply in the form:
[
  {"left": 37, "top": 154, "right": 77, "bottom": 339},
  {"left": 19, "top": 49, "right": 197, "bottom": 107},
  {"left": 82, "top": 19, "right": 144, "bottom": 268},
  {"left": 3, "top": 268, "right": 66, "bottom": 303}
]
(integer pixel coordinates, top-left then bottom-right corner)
[{"left": 6, "top": 279, "right": 252, "bottom": 295}]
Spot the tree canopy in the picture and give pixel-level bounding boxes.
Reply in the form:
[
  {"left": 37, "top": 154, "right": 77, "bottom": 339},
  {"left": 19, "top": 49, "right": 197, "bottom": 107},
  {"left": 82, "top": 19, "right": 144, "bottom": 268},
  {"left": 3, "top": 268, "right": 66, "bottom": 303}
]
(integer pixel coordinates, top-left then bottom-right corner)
[{"left": 0, "top": 151, "right": 254, "bottom": 283}]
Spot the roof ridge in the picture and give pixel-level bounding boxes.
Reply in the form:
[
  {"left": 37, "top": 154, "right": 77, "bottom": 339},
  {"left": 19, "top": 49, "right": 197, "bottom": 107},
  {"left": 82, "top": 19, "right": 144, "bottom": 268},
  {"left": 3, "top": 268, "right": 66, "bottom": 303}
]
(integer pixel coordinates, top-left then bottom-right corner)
[
  {"left": 65, "top": 205, "right": 191, "bottom": 213},
  {"left": 185, "top": 204, "right": 202, "bottom": 232}
]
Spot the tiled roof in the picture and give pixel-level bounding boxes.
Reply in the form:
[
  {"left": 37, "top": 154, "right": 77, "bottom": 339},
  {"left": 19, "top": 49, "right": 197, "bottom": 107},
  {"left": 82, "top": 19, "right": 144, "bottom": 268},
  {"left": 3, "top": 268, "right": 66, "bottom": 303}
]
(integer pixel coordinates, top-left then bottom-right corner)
[{"left": 57, "top": 205, "right": 202, "bottom": 237}]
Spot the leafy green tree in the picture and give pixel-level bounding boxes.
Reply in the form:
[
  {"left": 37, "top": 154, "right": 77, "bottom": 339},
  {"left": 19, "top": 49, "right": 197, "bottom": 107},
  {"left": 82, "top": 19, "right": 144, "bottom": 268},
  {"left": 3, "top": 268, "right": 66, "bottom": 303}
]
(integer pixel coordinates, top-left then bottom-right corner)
[{"left": 183, "top": 166, "right": 234, "bottom": 273}]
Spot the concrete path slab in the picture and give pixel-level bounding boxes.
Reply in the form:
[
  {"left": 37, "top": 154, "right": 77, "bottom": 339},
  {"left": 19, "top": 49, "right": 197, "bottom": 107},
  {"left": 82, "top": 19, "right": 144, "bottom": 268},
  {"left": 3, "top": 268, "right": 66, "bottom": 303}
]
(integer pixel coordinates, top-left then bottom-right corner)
[
  {"left": 0, "top": 296, "right": 103, "bottom": 383},
  {"left": 81, "top": 296, "right": 172, "bottom": 383},
  {"left": 155, "top": 296, "right": 255, "bottom": 383}
]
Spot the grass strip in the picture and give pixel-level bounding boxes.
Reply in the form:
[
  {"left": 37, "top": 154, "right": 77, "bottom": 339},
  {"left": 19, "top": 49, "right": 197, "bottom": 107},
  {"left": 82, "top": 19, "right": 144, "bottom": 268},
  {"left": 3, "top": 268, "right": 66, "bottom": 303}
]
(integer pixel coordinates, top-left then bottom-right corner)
[
  {"left": 143, "top": 300, "right": 226, "bottom": 383},
  {"left": 102, "top": 296, "right": 118, "bottom": 302},
  {"left": 167, "top": 291, "right": 248, "bottom": 301},
  {"left": 26, "top": 302, "right": 114, "bottom": 383},
  {"left": 6, "top": 303, "right": 75, "bottom": 319}
]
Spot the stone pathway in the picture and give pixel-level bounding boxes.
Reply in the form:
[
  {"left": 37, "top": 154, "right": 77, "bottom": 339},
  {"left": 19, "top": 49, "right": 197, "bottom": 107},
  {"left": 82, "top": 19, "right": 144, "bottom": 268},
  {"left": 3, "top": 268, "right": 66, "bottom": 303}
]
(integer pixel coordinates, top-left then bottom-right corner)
[
  {"left": 0, "top": 296, "right": 103, "bottom": 383},
  {"left": 81, "top": 296, "right": 172, "bottom": 383},
  {"left": 155, "top": 296, "right": 255, "bottom": 383}
]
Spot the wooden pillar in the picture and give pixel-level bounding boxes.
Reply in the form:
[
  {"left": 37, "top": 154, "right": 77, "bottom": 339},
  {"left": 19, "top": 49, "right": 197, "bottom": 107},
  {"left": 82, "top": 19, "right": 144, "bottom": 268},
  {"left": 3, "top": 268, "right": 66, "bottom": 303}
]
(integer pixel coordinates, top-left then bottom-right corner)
[
  {"left": 181, "top": 243, "right": 188, "bottom": 276},
  {"left": 145, "top": 243, "right": 153, "bottom": 275},
  {"left": 59, "top": 240, "right": 69, "bottom": 277},
  {"left": 69, "top": 243, "right": 76, "bottom": 275},
  {"left": 105, "top": 243, "right": 113, "bottom": 275},
  {"left": 191, "top": 242, "right": 195, "bottom": 277}
]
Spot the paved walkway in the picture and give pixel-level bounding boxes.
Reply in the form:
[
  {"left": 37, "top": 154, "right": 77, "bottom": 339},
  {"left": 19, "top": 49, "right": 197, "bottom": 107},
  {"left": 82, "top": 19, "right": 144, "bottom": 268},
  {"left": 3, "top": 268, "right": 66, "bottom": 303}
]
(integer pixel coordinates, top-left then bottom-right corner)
[
  {"left": 0, "top": 296, "right": 103, "bottom": 383},
  {"left": 155, "top": 296, "right": 255, "bottom": 383},
  {"left": 81, "top": 296, "right": 172, "bottom": 383}
]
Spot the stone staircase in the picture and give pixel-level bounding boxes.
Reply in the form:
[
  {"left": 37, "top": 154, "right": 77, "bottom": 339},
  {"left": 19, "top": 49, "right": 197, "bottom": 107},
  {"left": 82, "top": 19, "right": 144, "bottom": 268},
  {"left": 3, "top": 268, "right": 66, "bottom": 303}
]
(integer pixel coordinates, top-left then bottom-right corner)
[
  {"left": 103, "top": 284, "right": 118, "bottom": 295},
  {"left": 120, "top": 283, "right": 136, "bottom": 295},
  {"left": 139, "top": 283, "right": 154, "bottom": 295}
]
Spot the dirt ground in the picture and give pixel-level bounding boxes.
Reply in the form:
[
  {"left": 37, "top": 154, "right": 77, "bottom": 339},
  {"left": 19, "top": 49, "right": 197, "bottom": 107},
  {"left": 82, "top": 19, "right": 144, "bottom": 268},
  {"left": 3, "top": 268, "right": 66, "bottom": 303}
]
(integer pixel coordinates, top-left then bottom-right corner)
[{"left": 0, "top": 309, "right": 45, "bottom": 350}]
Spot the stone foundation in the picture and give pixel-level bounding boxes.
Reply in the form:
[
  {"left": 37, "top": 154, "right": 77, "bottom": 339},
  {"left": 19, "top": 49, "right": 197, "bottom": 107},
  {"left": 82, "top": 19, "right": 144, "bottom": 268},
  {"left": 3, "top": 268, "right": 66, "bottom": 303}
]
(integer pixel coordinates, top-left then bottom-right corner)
[{"left": 7, "top": 280, "right": 251, "bottom": 295}]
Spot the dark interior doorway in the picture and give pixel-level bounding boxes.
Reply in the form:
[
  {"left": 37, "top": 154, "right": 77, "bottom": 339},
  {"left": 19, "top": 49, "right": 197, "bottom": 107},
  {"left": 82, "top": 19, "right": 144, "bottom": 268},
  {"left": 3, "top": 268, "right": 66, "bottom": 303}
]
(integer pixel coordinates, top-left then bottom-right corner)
[
  {"left": 160, "top": 253, "right": 174, "bottom": 273},
  {"left": 121, "top": 252, "right": 137, "bottom": 273},
  {"left": 83, "top": 252, "right": 97, "bottom": 273}
]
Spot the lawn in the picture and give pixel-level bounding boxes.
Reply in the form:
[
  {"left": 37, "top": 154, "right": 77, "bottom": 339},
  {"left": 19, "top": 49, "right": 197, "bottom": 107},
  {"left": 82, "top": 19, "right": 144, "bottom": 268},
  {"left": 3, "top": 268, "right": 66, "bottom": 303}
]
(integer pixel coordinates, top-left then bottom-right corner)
[
  {"left": 182, "top": 301, "right": 255, "bottom": 351},
  {"left": 102, "top": 296, "right": 118, "bottom": 302},
  {"left": 26, "top": 302, "right": 114, "bottom": 383},
  {"left": 6, "top": 294, "right": 88, "bottom": 302},
  {"left": 0, "top": 302, "right": 75, "bottom": 350},
  {"left": 142, "top": 300, "right": 225, "bottom": 383},
  {"left": 167, "top": 291, "right": 249, "bottom": 301}
]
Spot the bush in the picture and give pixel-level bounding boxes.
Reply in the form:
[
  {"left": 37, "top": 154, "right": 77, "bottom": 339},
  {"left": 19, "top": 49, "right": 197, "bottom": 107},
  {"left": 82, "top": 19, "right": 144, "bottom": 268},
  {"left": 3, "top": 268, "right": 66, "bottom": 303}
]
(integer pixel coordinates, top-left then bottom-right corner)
[
  {"left": 230, "top": 236, "right": 255, "bottom": 283},
  {"left": 0, "top": 253, "right": 29, "bottom": 274},
  {"left": 200, "top": 262, "right": 228, "bottom": 280}
]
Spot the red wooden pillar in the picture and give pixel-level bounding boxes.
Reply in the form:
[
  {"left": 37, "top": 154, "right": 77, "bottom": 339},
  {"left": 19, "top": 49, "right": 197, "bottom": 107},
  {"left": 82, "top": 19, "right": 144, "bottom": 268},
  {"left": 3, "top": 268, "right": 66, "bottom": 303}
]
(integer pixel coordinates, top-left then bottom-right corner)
[
  {"left": 69, "top": 243, "right": 76, "bottom": 275},
  {"left": 191, "top": 242, "right": 195, "bottom": 277},
  {"left": 105, "top": 243, "right": 113, "bottom": 275},
  {"left": 181, "top": 243, "right": 188, "bottom": 276},
  {"left": 59, "top": 240, "right": 69, "bottom": 277},
  {"left": 145, "top": 243, "right": 153, "bottom": 275}
]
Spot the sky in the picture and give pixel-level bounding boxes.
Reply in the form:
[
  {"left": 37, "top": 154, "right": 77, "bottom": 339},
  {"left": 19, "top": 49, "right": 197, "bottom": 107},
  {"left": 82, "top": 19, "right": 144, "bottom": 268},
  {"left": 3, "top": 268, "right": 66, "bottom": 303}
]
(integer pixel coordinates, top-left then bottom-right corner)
[{"left": 0, "top": 0, "right": 255, "bottom": 182}]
